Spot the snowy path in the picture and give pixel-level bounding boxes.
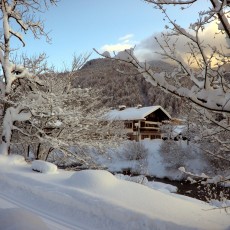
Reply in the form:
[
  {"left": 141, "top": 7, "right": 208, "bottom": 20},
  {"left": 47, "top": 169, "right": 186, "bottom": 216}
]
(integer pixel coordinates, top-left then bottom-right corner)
[{"left": 0, "top": 193, "right": 84, "bottom": 230}]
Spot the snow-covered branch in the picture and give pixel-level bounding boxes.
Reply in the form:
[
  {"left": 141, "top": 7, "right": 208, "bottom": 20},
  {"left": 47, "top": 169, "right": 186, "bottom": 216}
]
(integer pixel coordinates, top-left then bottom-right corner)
[
  {"left": 7, "top": 74, "right": 126, "bottom": 163},
  {"left": 0, "top": 1, "right": 58, "bottom": 156},
  {"left": 98, "top": 1, "right": 230, "bottom": 115},
  {"left": 0, "top": 0, "right": 58, "bottom": 95}
]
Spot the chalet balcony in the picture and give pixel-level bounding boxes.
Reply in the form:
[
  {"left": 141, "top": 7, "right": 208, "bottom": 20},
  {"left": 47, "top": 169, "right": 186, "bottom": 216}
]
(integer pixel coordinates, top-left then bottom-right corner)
[
  {"left": 139, "top": 129, "right": 161, "bottom": 133},
  {"left": 141, "top": 121, "right": 161, "bottom": 127},
  {"left": 132, "top": 121, "right": 161, "bottom": 131}
]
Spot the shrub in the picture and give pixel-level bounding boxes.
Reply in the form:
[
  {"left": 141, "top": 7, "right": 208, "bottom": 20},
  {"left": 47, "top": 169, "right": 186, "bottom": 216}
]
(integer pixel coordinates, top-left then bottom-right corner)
[{"left": 121, "top": 141, "right": 148, "bottom": 161}]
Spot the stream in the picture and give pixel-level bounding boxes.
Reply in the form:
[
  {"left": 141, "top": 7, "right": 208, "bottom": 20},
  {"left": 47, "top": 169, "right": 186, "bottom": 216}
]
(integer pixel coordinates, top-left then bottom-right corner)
[
  {"left": 147, "top": 176, "right": 230, "bottom": 202},
  {"left": 119, "top": 169, "right": 230, "bottom": 202}
]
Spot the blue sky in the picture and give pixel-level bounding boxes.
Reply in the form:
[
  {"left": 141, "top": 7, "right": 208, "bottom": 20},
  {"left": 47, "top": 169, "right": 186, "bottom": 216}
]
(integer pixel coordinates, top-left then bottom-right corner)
[{"left": 17, "top": 0, "right": 207, "bottom": 70}]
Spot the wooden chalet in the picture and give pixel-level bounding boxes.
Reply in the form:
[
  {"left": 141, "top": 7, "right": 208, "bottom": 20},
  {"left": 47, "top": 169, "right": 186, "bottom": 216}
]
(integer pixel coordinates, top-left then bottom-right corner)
[{"left": 108, "top": 105, "right": 171, "bottom": 141}]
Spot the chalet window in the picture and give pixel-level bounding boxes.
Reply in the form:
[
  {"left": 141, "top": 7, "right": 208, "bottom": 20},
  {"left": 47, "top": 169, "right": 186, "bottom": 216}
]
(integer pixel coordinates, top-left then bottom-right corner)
[
  {"left": 150, "top": 135, "right": 161, "bottom": 139},
  {"left": 129, "top": 136, "right": 136, "bottom": 141},
  {"left": 125, "top": 122, "right": 132, "bottom": 129},
  {"left": 141, "top": 135, "right": 149, "bottom": 139},
  {"left": 141, "top": 122, "right": 145, "bottom": 127}
]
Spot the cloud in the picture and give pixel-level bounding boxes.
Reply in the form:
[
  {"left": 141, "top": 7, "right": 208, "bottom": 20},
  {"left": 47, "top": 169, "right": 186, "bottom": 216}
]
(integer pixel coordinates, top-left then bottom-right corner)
[
  {"left": 200, "top": 22, "right": 227, "bottom": 48},
  {"left": 100, "top": 34, "right": 136, "bottom": 53},
  {"left": 135, "top": 34, "right": 161, "bottom": 61},
  {"left": 135, "top": 21, "right": 228, "bottom": 64},
  {"left": 101, "top": 43, "right": 134, "bottom": 53},
  {"left": 119, "top": 34, "right": 134, "bottom": 42}
]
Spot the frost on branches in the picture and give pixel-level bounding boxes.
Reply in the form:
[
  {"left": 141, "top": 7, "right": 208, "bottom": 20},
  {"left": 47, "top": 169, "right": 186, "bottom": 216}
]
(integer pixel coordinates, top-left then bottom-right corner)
[
  {"left": 9, "top": 75, "right": 125, "bottom": 165},
  {"left": 0, "top": 1, "right": 124, "bottom": 164},
  {"left": 0, "top": 0, "right": 58, "bottom": 155},
  {"left": 161, "top": 101, "right": 230, "bottom": 174},
  {"left": 139, "top": 1, "right": 230, "bottom": 171},
  {"left": 0, "top": 0, "right": 57, "bottom": 95},
  {"left": 100, "top": 0, "right": 230, "bottom": 113},
  {"left": 97, "top": 0, "right": 230, "bottom": 176}
]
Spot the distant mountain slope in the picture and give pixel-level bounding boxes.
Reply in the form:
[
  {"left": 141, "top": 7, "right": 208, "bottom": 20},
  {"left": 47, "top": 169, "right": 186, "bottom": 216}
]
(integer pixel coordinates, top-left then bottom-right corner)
[
  {"left": 71, "top": 58, "right": 182, "bottom": 116},
  {"left": 147, "top": 60, "right": 176, "bottom": 72}
]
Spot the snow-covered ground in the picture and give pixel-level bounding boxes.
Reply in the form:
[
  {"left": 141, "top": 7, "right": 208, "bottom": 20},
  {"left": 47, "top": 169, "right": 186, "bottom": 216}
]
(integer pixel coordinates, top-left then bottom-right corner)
[
  {"left": 103, "top": 139, "right": 210, "bottom": 180},
  {"left": 0, "top": 154, "right": 229, "bottom": 230}
]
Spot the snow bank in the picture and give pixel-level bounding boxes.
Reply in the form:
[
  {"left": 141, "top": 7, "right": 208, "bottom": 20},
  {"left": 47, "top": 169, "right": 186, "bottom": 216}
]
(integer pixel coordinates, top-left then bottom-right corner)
[
  {"left": 67, "top": 169, "right": 118, "bottom": 190},
  {"left": 210, "top": 199, "right": 230, "bottom": 209},
  {"left": 115, "top": 174, "right": 178, "bottom": 193},
  {"left": 0, "top": 154, "right": 26, "bottom": 166},
  {"left": 147, "top": 181, "right": 178, "bottom": 193},
  {"left": 0, "top": 160, "right": 229, "bottom": 230},
  {"left": 64, "top": 170, "right": 229, "bottom": 230},
  {"left": 31, "top": 160, "right": 57, "bottom": 174},
  {"left": 0, "top": 208, "right": 49, "bottom": 230}
]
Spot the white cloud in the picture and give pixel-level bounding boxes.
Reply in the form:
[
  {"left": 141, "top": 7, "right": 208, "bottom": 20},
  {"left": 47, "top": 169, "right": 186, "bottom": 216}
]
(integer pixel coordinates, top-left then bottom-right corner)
[
  {"left": 101, "top": 43, "right": 134, "bottom": 53},
  {"left": 119, "top": 34, "right": 134, "bottom": 42},
  {"left": 100, "top": 34, "right": 137, "bottom": 53},
  {"left": 100, "top": 22, "right": 228, "bottom": 64},
  {"left": 135, "top": 21, "right": 228, "bottom": 64},
  {"left": 135, "top": 35, "right": 161, "bottom": 61}
]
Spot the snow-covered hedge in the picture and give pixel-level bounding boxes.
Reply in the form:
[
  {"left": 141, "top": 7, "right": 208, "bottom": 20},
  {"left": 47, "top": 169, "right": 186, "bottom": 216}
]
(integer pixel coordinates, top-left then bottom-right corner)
[{"left": 32, "top": 160, "right": 57, "bottom": 174}]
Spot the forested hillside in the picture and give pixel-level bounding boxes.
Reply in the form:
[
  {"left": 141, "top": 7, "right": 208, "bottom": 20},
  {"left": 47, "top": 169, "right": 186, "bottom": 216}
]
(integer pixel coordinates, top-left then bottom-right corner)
[{"left": 72, "top": 58, "right": 182, "bottom": 116}]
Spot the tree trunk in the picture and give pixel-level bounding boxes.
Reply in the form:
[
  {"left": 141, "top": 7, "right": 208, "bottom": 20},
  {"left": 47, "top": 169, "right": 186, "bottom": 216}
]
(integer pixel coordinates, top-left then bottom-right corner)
[
  {"left": 44, "top": 147, "right": 54, "bottom": 161},
  {"left": 0, "top": 108, "right": 14, "bottom": 155}
]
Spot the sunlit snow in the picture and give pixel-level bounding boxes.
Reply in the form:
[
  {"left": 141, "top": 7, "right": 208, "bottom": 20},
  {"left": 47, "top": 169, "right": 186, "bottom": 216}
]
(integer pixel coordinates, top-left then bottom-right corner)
[{"left": 0, "top": 154, "right": 229, "bottom": 230}]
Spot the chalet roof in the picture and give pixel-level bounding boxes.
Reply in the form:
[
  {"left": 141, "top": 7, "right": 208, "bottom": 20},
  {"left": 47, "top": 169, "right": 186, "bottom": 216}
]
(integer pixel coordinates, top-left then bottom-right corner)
[{"left": 107, "top": 105, "right": 171, "bottom": 121}]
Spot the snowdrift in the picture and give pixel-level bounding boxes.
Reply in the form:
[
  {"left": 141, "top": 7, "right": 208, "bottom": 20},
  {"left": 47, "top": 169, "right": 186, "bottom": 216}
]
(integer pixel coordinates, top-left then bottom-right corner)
[{"left": 0, "top": 155, "right": 229, "bottom": 230}]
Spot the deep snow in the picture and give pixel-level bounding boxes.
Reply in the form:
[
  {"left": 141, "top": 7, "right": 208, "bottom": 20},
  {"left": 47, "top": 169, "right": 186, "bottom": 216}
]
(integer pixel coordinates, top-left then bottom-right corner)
[
  {"left": 0, "top": 208, "right": 49, "bottom": 230},
  {"left": 0, "top": 154, "right": 229, "bottom": 230}
]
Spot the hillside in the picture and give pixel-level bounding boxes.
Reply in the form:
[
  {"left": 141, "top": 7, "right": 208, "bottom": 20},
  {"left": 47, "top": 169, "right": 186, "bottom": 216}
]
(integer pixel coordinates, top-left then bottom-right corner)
[{"left": 71, "top": 58, "right": 182, "bottom": 116}]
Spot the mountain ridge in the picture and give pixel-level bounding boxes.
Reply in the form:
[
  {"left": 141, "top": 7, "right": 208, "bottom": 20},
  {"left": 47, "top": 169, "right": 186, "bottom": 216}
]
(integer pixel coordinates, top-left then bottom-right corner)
[{"left": 72, "top": 58, "right": 182, "bottom": 116}]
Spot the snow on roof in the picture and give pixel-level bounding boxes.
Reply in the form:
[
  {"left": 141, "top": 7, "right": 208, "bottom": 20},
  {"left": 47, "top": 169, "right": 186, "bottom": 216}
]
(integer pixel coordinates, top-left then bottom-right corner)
[{"left": 107, "top": 105, "right": 171, "bottom": 121}]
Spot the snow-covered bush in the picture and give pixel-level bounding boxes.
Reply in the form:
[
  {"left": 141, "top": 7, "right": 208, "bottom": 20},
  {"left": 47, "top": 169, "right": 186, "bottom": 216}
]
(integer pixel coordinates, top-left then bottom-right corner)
[
  {"left": 114, "top": 141, "right": 149, "bottom": 175},
  {"left": 162, "top": 99, "right": 230, "bottom": 175},
  {"left": 160, "top": 140, "right": 187, "bottom": 169},
  {"left": 121, "top": 141, "right": 148, "bottom": 161},
  {"left": 199, "top": 135, "right": 230, "bottom": 175},
  {"left": 159, "top": 139, "right": 204, "bottom": 172},
  {"left": 32, "top": 160, "right": 57, "bottom": 174},
  {"left": 7, "top": 72, "right": 125, "bottom": 166},
  {"left": 186, "top": 107, "right": 230, "bottom": 175}
]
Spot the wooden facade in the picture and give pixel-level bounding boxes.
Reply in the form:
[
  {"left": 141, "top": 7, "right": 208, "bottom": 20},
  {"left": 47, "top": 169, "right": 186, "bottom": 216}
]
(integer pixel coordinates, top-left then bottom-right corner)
[{"left": 108, "top": 105, "right": 171, "bottom": 141}]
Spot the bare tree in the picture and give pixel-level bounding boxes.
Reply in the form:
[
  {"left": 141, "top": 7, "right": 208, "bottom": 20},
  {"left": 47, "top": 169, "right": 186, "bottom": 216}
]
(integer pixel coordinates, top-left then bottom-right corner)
[
  {"left": 9, "top": 73, "right": 125, "bottom": 166},
  {"left": 0, "top": 0, "right": 58, "bottom": 155},
  {"left": 96, "top": 0, "right": 230, "bottom": 182},
  {"left": 98, "top": 1, "right": 230, "bottom": 112}
]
